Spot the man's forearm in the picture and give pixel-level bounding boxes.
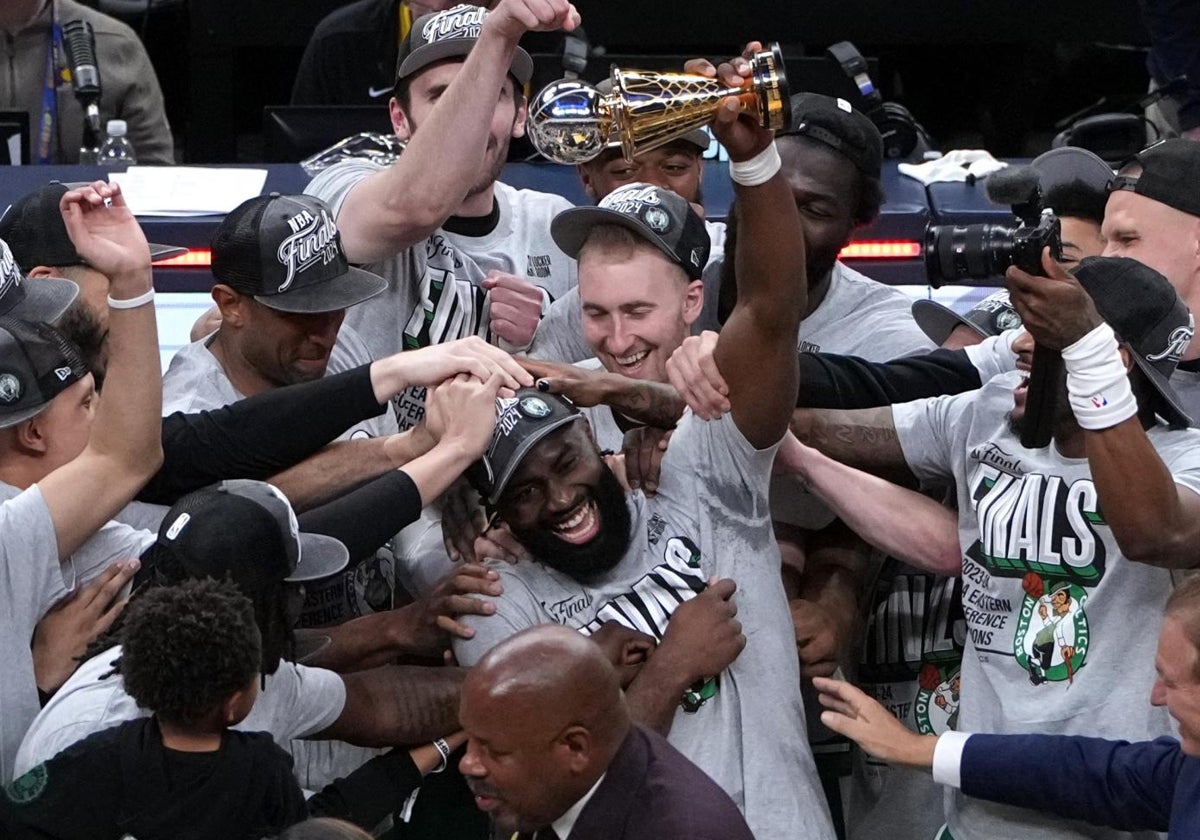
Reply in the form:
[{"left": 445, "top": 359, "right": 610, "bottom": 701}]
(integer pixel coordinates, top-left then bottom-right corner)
[
  {"left": 320, "top": 666, "right": 465, "bottom": 746},
  {"left": 597, "top": 373, "right": 686, "bottom": 429},
  {"left": 791, "top": 407, "right": 912, "bottom": 478},
  {"left": 623, "top": 656, "right": 690, "bottom": 736},
  {"left": 1085, "top": 419, "right": 1200, "bottom": 568}
]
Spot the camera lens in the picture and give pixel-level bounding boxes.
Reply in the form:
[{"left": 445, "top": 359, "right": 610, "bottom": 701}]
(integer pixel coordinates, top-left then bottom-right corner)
[{"left": 924, "top": 223, "right": 1017, "bottom": 287}]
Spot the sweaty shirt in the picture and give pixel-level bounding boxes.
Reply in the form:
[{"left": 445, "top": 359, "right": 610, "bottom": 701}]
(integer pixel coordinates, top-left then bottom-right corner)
[{"left": 893, "top": 371, "right": 1200, "bottom": 840}]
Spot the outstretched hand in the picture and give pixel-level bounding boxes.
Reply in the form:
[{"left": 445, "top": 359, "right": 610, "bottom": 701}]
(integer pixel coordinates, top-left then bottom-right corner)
[
  {"left": 1005, "top": 247, "right": 1102, "bottom": 351},
  {"left": 683, "top": 42, "right": 774, "bottom": 162},
  {"left": 59, "top": 181, "right": 152, "bottom": 287},
  {"left": 813, "top": 676, "right": 938, "bottom": 768}
]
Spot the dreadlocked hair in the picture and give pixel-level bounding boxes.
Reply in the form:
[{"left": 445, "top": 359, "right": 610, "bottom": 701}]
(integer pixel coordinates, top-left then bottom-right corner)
[{"left": 117, "top": 578, "right": 262, "bottom": 726}]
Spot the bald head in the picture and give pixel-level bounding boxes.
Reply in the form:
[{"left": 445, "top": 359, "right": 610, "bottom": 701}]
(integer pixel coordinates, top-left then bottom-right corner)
[
  {"left": 459, "top": 625, "right": 631, "bottom": 832},
  {"left": 468, "top": 624, "right": 628, "bottom": 739}
]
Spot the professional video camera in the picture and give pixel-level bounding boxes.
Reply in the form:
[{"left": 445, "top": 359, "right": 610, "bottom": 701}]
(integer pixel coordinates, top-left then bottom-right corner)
[{"left": 923, "top": 166, "right": 1062, "bottom": 287}]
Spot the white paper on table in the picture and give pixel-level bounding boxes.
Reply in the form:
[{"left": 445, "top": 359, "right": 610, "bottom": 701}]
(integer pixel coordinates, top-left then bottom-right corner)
[{"left": 109, "top": 166, "right": 269, "bottom": 216}]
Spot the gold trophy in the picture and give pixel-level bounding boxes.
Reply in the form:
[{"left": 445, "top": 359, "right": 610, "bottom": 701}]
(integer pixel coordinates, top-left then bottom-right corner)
[{"left": 527, "top": 42, "right": 791, "bottom": 164}]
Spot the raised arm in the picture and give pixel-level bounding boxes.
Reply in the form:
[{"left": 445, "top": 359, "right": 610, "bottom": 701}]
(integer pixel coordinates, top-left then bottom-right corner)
[
  {"left": 333, "top": 0, "right": 581, "bottom": 261},
  {"left": 37, "top": 182, "right": 163, "bottom": 560},
  {"left": 696, "top": 48, "right": 806, "bottom": 449},
  {"left": 1009, "top": 251, "right": 1200, "bottom": 569},
  {"left": 776, "top": 434, "right": 961, "bottom": 575}
]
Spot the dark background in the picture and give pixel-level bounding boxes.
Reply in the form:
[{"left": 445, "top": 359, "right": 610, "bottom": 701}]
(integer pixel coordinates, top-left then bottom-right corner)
[{"left": 110, "top": 0, "right": 1155, "bottom": 162}]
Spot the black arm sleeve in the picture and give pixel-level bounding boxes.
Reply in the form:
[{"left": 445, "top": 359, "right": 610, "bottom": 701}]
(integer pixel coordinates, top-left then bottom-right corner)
[
  {"left": 297, "top": 469, "right": 423, "bottom": 561},
  {"left": 140, "top": 366, "right": 386, "bottom": 504},
  {"left": 797, "top": 348, "right": 983, "bottom": 409},
  {"left": 305, "top": 748, "right": 423, "bottom": 828}
]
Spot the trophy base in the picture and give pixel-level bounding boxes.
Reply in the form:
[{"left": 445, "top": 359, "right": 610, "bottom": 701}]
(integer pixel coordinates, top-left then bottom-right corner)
[{"left": 752, "top": 42, "right": 791, "bottom": 132}]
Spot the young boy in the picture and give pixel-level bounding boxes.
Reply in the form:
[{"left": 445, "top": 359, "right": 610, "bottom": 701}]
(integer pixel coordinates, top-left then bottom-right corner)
[{"left": 2, "top": 578, "right": 306, "bottom": 839}]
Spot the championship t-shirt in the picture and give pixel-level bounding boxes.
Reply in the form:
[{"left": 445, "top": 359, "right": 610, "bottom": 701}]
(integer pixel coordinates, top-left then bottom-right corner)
[
  {"left": 454, "top": 412, "right": 835, "bottom": 840},
  {"left": 893, "top": 371, "right": 1200, "bottom": 840}
]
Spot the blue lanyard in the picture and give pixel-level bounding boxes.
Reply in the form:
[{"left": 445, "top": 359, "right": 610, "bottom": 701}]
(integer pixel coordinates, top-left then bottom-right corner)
[{"left": 37, "top": 4, "right": 63, "bottom": 165}]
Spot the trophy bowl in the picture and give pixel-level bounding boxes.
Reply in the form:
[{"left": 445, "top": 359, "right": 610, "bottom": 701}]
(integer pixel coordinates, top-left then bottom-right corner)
[{"left": 526, "top": 80, "right": 612, "bottom": 165}]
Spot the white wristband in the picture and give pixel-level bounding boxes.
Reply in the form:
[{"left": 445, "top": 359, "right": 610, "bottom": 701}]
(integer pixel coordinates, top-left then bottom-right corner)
[
  {"left": 729, "top": 143, "right": 782, "bottom": 187},
  {"left": 430, "top": 737, "right": 451, "bottom": 773},
  {"left": 107, "top": 288, "right": 155, "bottom": 309},
  {"left": 1062, "top": 322, "right": 1137, "bottom": 430}
]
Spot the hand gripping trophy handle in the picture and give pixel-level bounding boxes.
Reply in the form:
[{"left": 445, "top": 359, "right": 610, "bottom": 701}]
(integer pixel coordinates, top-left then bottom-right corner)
[{"left": 527, "top": 42, "right": 792, "bottom": 165}]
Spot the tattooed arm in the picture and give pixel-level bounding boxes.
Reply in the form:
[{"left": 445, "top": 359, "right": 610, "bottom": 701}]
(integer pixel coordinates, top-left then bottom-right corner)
[
  {"left": 791, "top": 406, "right": 916, "bottom": 484},
  {"left": 519, "top": 357, "right": 685, "bottom": 430},
  {"left": 315, "top": 666, "right": 466, "bottom": 745}
]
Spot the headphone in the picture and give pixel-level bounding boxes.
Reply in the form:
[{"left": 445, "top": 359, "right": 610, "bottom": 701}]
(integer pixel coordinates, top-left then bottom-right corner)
[{"left": 826, "top": 41, "right": 931, "bottom": 161}]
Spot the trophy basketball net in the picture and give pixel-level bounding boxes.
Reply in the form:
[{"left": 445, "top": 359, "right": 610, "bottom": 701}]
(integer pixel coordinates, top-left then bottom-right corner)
[{"left": 527, "top": 43, "right": 792, "bottom": 164}]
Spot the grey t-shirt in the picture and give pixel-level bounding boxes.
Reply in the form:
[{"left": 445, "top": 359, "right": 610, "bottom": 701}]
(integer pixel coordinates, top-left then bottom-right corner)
[
  {"left": 14, "top": 645, "right": 346, "bottom": 779},
  {"left": 893, "top": 371, "right": 1200, "bottom": 840},
  {"left": 529, "top": 219, "right": 727, "bottom": 364},
  {"left": 454, "top": 412, "right": 835, "bottom": 840},
  {"left": 774, "top": 260, "right": 935, "bottom": 529},
  {"left": 0, "top": 486, "right": 66, "bottom": 783}
]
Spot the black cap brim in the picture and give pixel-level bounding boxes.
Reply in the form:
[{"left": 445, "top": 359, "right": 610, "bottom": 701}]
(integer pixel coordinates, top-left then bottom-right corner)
[
  {"left": 254, "top": 265, "right": 387, "bottom": 314},
  {"left": 6, "top": 275, "right": 79, "bottom": 323},
  {"left": 149, "top": 243, "right": 189, "bottom": 262},
  {"left": 286, "top": 532, "right": 350, "bottom": 582},
  {"left": 911, "top": 299, "right": 984, "bottom": 346},
  {"left": 1030, "top": 147, "right": 1113, "bottom": 195},
  {"left": 487, "top": 414, "right": 584, "bottom": 505},
  {"left": 552, "top": 206, "right": 686, "bottom": 275},
  {"left": 1130, "top": 354, "right": 1193, "bottom": 429}
]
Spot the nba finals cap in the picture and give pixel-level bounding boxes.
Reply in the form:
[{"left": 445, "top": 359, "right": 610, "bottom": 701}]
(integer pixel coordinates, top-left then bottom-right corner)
[
  {"left": 140, "top": 479, "right": 350, "bottom": 593},
  {"left": 779, "top": 92, "right": 883, "bottom": 178},
  {"left": 468, "top": 389, "right": 584, "bottom": 505},
  {"left": 1029, "top": 146, "right": 1114, "bottom": 196},
  {"left": 912, "top": 290, "right": 1022, "bottom": 346},
  {"left": 211, "top": 193, "right": 386, "bottom": 314},
  {"left": 1074, "top": 255, "right": 1193, "bottom": 428},
  {"left": 0, "top": 316, "right": 88, "bottom": 428},
  {"left": 0, "top": 238, "right": 78, "bottom": 324},
  {"left": 396, "top": 4, "right": 533, "bottom": 85},
  {"left": 551, "top": 182, "right": 710, "bottom": 280},
  {"left": 1110, "top": 139, "right": 1200, "bottom": 219},
  {"left": 0, "top": 182, "right": 187, "bottom": 267}
]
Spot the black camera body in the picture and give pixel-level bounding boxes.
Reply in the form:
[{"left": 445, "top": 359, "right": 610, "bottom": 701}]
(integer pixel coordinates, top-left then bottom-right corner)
[{"left": 923, "top": 170, "right": 1063, "bottom": 287}]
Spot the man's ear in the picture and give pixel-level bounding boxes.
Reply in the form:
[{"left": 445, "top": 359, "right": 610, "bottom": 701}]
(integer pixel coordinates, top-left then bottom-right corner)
[
  {"left": 13, "top": 416, "right": 46, "bottom": 454},
  {"left": 558, "top": 725, "right": 592, "bottom": 773},
  {"left": 391, "top": 96, "right": 413, "bottom": 142},
  {"left": 26, "top": 265, "right": 58, "bottom": 279},
  {"left": 220, "top": 686, "right": 254, "bottom": 726},
  {"left": 211, "top": 285, "right": 248, "bottom": 326},
  {"left": 682, "top": 279, "right": 704, "bottom": 326},
  {"left": 578, "top": 164, "right": 598, "bottom": 202},
  {"left": 511, "top": 93, "right": 528, "bottom": 140}
]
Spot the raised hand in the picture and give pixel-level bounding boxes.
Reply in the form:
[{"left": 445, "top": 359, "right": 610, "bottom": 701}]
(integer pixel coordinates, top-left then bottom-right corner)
[
  {"left": 424, "top": 372, "right": 504, "bottom": 457},
  {"left": 1005, "top": 247, "right": 1102, "bottom": 351},
  {"left": 683, "top": 42, "right": 774, "bottom": 162},
  {"left": 485, "top": 0, "right": 581, "bottom": 41},
  {"left": 375, "top": 336, "right": 531, "bottom": 398},
  {"left": 518, "top": 356, "right": 610, "bottom": 407},
  {"left": 58, "top": 181, "right": 151, "bottom": 289}
]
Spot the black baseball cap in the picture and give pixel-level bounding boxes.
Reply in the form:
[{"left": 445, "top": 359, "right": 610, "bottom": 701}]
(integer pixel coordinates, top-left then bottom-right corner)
[
  {"left": 778, "top": 93, "right": 883, "bottom": 178},
  {"left": 1110, "top": 139, "right": 1200, "bottom": 218},
  {"left": 0, "top": 316, "right": 88, "bottom": 429},
  {"left": 1074, "top": 255, "right": 1193, "bottom": 428},
  {"left": 912, "top": 290, "right": 1022, "bottom": 346},
  {"left": 396, "top": 4, "right": 533, "bottom": 85},
  {"left": 0, "top": 238, "right": 78, "bottom": 324},
  {"left": 1030, "top": 146, "right": 1114, "bottom": 196},
  {"left": 140, "top": 480, "right": 350, "bottom": 593},
  {"left": 468, "top": 389, "right": 583, "bottom": 505},
  {"left": 211, "top": 193, "right": 386, "bottom": 314},
  {"left": 0, "top": 182, "right": 187, "bottom": 267},
  {"left": 551, "top": 182, "right": 710, "bottom": 280}
]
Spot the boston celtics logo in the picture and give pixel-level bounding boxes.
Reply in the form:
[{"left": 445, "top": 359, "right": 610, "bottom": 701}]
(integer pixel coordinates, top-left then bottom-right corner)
[
  {"left": 915, "top": 662, "right": 961, "bottom": 734},
  {"left": 1013, "top": 574, "right": 1089, "bottom": 685},
  {"left": 4, "top": 764, "right": 48, "bottom": 804}
]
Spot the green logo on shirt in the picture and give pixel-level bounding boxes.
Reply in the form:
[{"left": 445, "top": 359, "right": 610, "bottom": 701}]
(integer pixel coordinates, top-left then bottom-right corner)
[
  {"left": 4, "top": 764, "right": 48, "bottom": 804},
  {"left": 1012, "top": 576, "right": 1090, "bottom": 685}
]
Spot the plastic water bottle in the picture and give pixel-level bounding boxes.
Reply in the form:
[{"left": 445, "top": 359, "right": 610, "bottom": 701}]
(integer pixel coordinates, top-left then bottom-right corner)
[{"left": 98, "top": 119, "right": 137, "bottom": 167}]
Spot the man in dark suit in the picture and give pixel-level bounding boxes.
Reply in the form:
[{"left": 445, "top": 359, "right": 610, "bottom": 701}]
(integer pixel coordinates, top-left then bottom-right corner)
[
  {"left": 458, "top": 624, "right": 754, "bottom": 840},
  {"left": 814, "top": 574, "right": 1200, "bottom": 838}
]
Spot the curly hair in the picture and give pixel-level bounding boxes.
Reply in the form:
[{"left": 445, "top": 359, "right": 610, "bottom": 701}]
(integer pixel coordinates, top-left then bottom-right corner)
[{"left": 119, "top": 578, "right": 262, "bottom": 726}]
